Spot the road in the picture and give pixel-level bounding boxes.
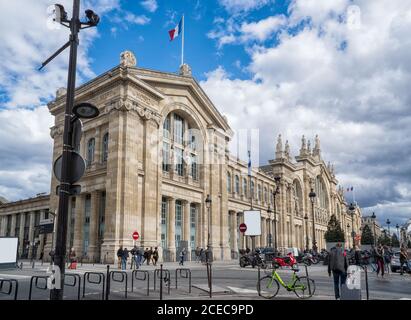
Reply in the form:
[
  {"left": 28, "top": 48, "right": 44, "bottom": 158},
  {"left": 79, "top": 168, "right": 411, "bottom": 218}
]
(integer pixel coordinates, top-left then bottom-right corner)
[{"left": 0, "top": 260, "right": 410, "bottom": 300}]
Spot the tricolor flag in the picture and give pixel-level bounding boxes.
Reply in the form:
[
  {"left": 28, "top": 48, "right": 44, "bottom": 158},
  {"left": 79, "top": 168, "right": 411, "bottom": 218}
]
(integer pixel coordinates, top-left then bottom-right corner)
[
  {"left": 168, "top": 17, "right": 183, "bottom": 41},
  {"left": 248, "top": 150, "right": 252, "bottom": 177}
]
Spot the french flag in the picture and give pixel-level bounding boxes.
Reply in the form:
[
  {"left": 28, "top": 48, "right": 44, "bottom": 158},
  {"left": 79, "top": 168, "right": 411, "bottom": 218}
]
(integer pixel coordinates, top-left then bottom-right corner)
[{"left": 168, "top": 18, "right": 182, "bottom": 41}]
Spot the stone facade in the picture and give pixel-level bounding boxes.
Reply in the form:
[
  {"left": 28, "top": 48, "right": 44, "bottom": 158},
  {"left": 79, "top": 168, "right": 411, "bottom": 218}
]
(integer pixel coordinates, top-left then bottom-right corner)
[{"left": 0, "top": 51, "right": 362, "bottom": 262}]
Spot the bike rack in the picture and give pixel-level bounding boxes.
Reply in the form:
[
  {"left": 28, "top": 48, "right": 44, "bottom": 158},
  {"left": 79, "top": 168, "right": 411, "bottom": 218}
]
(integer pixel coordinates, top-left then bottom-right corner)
[
  {"left": 175, "top": 268, "right": 191, "bottom": 293},
  {"left": 108, "top": 271, "right": 128, "bottom": 299},
  {"left": 154, "top": 268, "right": 170, "bottom": 294},
  {"left": 131, "top": 270, "right": 150, "bottom": 296},
  {"left": 82, "top": 272, "right": 105, "bottom": 300},
  {"left": 0, "top": 278, "right": 19, "bottom": 300},
  {"left": 28, "top": 276, "right": 49, "bottom": 300},
  {"left": 64, "top": 273, "right": 81, "bottom": 300}
]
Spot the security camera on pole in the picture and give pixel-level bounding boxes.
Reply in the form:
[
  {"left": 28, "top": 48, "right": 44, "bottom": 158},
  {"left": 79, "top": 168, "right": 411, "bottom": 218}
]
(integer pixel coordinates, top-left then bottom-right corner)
[{"left": 39, "top": 1, "right": 100, "bottom": 300}]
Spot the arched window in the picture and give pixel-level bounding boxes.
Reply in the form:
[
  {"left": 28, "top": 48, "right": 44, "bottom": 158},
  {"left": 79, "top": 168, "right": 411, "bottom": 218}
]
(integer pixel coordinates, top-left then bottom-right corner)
[
  {"left": 227, "top": 172, "right": 232, "bottom": 193},
  {"left": 102, "top": 133, "right": 109, "bottom": 162},
  {"left": 251, "top": 181, "right": 255, "bottom": 199},
  {"left": 257, "top": 184, "right": 262, "bottom": 201},
  {"left": 243, "top": 178, "right": 247, "bottom": 197},
  {"left": 87, "top": 138, "right": 95, "bottom": 166},
  {"left": 264, "top": 187, "right": 268, "bottom": 203},
  {"left": 235, "top": 175, "right": 240, "bottom": 194},
  {"left": 315, "top": 176, "right": 329, "bottom": 210}
]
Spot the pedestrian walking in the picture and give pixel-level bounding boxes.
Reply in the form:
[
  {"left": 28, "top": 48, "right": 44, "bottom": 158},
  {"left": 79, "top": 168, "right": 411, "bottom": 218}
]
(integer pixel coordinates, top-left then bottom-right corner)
[
  {"left": 400, "top": 246, "right": 408, "bottom": 275},
  {"left": 200, "top": 247, "right": 205, "bottom": 264},
  {"left": 130, "top": 245, "right": 138, "bottom": 270},
  {"left": 136, "top": 247, "right": 143, "bottom": 267},
  {"left": 179, "top": 248, "right": 186, "bottom": 266},
  {"left": 152, "top": 247, "right": 159, "bottom": 266},
  {"left": 354, "top": 245, "right": 361, "bottom": 266},
  {"left": 117, "top": 246, "right": 123, "bottom": 269},
  {"left": 143, "top": 248, "right": 149, "bottom": 265},
  {"left": 122, "top": 248, "right": 129, "bottom": 270},
  {"left": 195, "top": 247, "right": 201, "bottom": 263},
  {"left": 328, "top": 242, "right": 349, "bottom": 300},
  {"left": 68, "top": 248, "right": 77, "bottom": 269},
  {"left": 375, "top": 244, "right": 385, "bottom": 277},
  {"left": 148, "top": 247, "right": 153, "bottom": 265},
  {"left": 384, "top": 246, "right": 392, "bottom": 274}
]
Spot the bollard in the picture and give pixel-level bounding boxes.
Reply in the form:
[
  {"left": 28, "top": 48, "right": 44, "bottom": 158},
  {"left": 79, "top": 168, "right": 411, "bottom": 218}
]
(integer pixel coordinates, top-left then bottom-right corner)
[
  {"left": 257, "top": 266, "right": 261, "bottom": 295},
  {"left": 159, "top": 264, "right": 163, "bottom": 300},
  {"left": 364, "top": 265, "right": 369, "bottom": 300},
  {"left": 305, "top": 264, "right": 312, "bottom": 295}
]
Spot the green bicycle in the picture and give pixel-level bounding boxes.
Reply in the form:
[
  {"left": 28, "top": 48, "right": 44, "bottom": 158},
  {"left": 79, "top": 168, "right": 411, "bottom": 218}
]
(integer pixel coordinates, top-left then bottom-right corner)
[{"left": 257, "top": 266, "right": 316, "bottom": 299}]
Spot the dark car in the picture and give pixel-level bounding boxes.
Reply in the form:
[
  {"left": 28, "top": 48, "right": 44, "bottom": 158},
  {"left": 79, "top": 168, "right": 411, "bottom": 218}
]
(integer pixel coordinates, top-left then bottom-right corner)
[{"left": 391, "top": 251, "right": 411, "bottom": 273}]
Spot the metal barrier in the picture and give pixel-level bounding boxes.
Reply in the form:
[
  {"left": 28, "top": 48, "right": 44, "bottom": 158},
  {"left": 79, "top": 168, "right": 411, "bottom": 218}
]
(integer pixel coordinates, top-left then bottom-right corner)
[
  {"left": 131, "top": 270, "right": 150, "bottom": 296},
  {"left": 28, "top": 276, "right": 49, "bottom": 300},
  {"left": 154, "top": 267, "right": 170, "bottom": 295},
  {"left": 108, "top": 271, "right": 128, "bottom": 299},
  {"left": 175, "top": 268, "right": 191, "bottom": 293},
  {"left": 82, "top": 272, "right": 105, "bottom": 300},
  {"left": 0, "top": 278, "right": 19, "bottom": 300},
  {"left": 64, "top": 273, "right": 81, "bottom": 300}
]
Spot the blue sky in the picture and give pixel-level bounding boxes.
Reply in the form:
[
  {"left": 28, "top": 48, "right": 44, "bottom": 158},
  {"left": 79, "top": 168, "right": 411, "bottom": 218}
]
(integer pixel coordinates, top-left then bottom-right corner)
[
  {"left": 1, "top": 0, "right": 411, "bottom": 228},
  {"left": 88, "top": 0, "right": 291, "bottom": 82}
]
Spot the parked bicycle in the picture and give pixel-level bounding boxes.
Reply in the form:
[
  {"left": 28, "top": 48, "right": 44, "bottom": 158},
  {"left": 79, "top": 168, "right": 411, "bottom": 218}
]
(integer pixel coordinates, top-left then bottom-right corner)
[{"left": 257, "top": 265, "right": 315, "bottom": 299}]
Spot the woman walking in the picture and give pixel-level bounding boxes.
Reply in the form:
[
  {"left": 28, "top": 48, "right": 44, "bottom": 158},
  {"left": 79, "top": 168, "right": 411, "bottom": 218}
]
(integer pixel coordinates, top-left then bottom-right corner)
[{"left": 375, "top": 244, "right": 385, "bottom": 278}]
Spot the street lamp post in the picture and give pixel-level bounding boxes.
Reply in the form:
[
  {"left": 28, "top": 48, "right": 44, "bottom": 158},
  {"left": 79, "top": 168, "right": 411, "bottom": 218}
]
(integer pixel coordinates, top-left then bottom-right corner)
[
  {"left": 272, "top": 176, "right": 281, "bottom": 256},
  {"left": 308, "top": 188, "right": 317, "bottom": 253},
  {"left": 267, "top": 205, "right": 273, "bottom": 248},
  {"left": 386, "top": 219, "right": 391, "bottom": 246},
  {"left": 304, "top": 214, "right": 309, "bottom": 252},
  {"left": 371, "top": 212, "right": 377, "bottom": 246},
  {"left": 347, "top": 224, "right": 350, "bottom": 247},
  {"left": 205, "top": 195, "right": 212, "bottom": 262},
  {"left": 40, "top": 1, "right": 100, "bottom": 300},
  {"left": 396, "top": 224, "right": 399, "bottom": 247},
  {"left": 349, "top": 203, "right": 356, "bottom": 249}
]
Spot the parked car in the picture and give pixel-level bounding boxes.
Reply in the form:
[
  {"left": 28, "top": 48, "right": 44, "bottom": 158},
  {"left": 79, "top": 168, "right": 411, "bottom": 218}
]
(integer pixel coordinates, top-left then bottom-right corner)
[{"left": 391, "top": 251, "right": 411, "bottom": 273}]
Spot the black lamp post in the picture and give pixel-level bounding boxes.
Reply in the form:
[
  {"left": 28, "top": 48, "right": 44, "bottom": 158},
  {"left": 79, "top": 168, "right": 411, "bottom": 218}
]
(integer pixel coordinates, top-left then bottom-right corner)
[
  {"left": 396, "top": 224, "right": 399, "bottom": 246},
  {"left": 371, "top": 212, "right": 377, "bottom": 246},
  {"left": 308, "top": 188, "right": 317, "bottom": 253},
  {"left": 40, "top": 1, "right": 100, "bottom": 301},
  {"left": 304, "top": 214, "right": 309, "bottom": 252},
  {"left": 347, "top": 223, "right": 351, "bottom": 247},
  {"left": 349, "top": 203, "right": 356, "bottom": 249},
  {"left": 272, "top": 176, "right": 281, "bottom": 255},
  {"left": 205, "top": 194, "right": 212, "bottom": 262},
  {"left": 386, "top": 219, "right": 391, "bottom": 236},
  {"left": 267, "top": 204, "right": 273, "bottom": 248}
]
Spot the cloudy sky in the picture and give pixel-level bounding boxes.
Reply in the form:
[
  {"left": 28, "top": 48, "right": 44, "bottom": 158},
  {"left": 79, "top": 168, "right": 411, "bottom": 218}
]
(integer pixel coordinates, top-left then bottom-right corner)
[{"left": 0, "top": 0, "right": 410, "bottom": 228}]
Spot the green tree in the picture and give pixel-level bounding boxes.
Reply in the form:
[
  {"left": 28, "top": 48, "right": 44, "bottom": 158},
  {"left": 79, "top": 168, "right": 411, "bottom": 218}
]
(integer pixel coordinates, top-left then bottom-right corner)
[
  {"left": 378, "top": 231, "right": 391, "bottom": 246},
  {"left": 361, "top": 225, "right": 374, "bottom": 245},
  {"left": 324, "top": 214, "right": 345, "bottom": 242},
  {"left": 391, "top": 234, "right": 400, "bottom": 247}
]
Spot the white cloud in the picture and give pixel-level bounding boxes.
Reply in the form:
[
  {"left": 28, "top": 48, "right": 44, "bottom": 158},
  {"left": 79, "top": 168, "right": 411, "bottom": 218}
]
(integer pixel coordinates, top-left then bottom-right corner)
[
  {"left": 123, "top": 12, "right": 150, "bottom": 25},
  {"left": 141, "top": 0, "right": 158, "bottom": 13},
  {"left": 219, "top": 0, "right": 273, "bottom": 14},
  {"left": 202, "top": 0, "right": 411, "bottom": 222},
  {"left": 240, "top": 15, "right": 287, "bottom": 41}
]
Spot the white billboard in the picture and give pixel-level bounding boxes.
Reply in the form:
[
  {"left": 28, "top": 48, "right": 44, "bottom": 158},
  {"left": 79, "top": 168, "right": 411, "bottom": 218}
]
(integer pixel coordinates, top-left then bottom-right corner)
[
  {"left": 244, "top": 210, "right": 261, "bottom": 236},
  {"left": 0, "top": 237, "right": 18, "bottom": 267}
]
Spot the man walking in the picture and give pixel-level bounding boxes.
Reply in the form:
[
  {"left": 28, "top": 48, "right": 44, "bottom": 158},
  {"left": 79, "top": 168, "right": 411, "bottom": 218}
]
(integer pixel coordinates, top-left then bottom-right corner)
[
  {"left": 152, "top": 247, "right": 159, "bottom": 266},
  {"left": 400, "top": 246, "right": 408, "bottom": 275},
  {"left": 117, "top": 246, "right": 123, "bottom": 269},
  {"left": 328, "top": 242, "right": 349, "bottom": 300},
  {"left": 375, "top": 244, "right": 385, "bottom": 278},
  {"left": 179, "top": 248, "right": 186, "bottom": 266},
  {"left": 122, "top": 248, "right": 129, "bottom": 270}
]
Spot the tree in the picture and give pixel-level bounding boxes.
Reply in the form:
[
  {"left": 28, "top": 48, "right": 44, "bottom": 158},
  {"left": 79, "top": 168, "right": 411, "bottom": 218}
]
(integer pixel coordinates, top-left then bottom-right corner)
[
  {"left": 391, "top": 234, "right": 400, "bottom": 247},
  {"left": 378, "top": 231, "right": 391, "bottom": 246},
  {"left": 361, "top": 225, "right": 374, "bottom": 245},
  {"left": 324, "top": 214, "right": 345, "bottom": 242}
]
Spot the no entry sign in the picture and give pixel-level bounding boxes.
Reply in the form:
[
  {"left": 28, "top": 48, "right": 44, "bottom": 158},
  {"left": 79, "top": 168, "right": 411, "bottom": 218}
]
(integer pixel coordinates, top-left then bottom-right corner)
[
  {"left": 132, "top": 231, "right": 139, "bottom": 240},
  {"left": 239, "top": 223, "right": 247, "bottom": 233}
]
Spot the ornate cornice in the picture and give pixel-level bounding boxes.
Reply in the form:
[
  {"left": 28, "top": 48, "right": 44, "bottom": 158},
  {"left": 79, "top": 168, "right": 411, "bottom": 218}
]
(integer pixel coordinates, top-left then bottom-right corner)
[{"left": 50, "top": 125, "right": 63, "bottom": 139}]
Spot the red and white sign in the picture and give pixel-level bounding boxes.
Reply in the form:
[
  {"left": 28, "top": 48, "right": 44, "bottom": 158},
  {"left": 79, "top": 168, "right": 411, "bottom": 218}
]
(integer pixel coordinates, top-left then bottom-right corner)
[
  {"left": 132, "top": 231, "right": 139, "bottom": 240},
  {"left": 239, "top": 223, "right": 247, "bottom": 233}
]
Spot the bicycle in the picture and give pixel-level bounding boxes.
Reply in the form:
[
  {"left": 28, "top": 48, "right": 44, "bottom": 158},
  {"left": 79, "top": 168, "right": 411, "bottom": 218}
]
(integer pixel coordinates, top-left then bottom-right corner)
[{"left": 257, "top": 265, "right": 315, "bottom": 299}]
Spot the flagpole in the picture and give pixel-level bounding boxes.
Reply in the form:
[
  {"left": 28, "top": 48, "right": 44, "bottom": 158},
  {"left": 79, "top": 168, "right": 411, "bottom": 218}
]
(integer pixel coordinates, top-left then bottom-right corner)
[{"left": 181, "top": 14, "right": 184, "bottom": 66}]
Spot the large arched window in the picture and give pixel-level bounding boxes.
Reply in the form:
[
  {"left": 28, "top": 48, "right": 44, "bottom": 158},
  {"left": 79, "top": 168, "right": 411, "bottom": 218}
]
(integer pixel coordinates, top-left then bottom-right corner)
[
  {"left": 161, "top": 111, "right": 200, "bottom": 177},
  {"left": 315, "top": 176, "right": 329, "bottom": 210},
  {"left": 102, "top": 133, "right": 109, "bottom": 162},
  {"left": 235, "top": 175, "right": 240, "bottom": 194},
  {"left": 87, "top": 138, "right": 95, "bottom": 166}
]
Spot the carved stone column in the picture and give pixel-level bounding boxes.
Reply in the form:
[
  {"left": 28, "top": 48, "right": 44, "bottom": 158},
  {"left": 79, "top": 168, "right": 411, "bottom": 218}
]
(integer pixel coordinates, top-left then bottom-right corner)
[
  {"left": 88, "top": 191, "right": 100, "bottom": 262},
  {"left": 73, "top": 194, "right": 85, "bottom": 256}
]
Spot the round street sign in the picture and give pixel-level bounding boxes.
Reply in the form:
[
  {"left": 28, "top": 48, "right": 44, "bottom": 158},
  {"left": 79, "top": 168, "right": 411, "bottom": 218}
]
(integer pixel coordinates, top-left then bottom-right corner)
[
  {"left": 132, "top": 231, "right": 139, "bottom": 240},
  {"left": 53, "top": 151, "right": 86, "bottom": 184},
  {"left": 239, "top": 223, "right": 247, "bottom": 233}
]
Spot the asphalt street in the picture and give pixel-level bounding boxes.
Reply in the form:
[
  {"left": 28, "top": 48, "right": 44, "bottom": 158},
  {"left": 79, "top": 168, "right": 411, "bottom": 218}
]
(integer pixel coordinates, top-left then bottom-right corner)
[{"left": 0, "top": 260, "right": 410, "bottom": 300}]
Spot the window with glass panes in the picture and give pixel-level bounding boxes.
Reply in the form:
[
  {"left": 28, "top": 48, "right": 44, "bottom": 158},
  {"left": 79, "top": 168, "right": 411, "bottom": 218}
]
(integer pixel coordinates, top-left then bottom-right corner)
[
  {"left": 6, "top": 215, "right": 11, "bottom": 236},
  {"left": 87, "top": 138, "right": 95, "bottom": 165},
  {"left": 235, "top": 175, "right": 240, "bottom": 194},
  {"left": 175, "top": 200, "right": 183, "bottom": 244},
  {"left": 162, "top": 142, "right": 170, "bottom": 172},
  {"left": 227, "top": 172, "right": 232, "bottom": 193},
  {"left": 190, "top": 204, "right": 197, "bottom": 249},
  {"left": 243, "top": 178, "right": 247, "bottom": 197},
  {"left": 15, "top": 214, "right": 20, "bottom": 238},
  {"left": 175, "top": 147, "right": 184, "bottom": 176},
  {"left": 161, "top": 198, "right": 168, "bottom": 248},
  {"left": 174, "top": 114, "right": 184, "bottom": 145},
  {"left": 191, "top": 154, "right": 198, "bottom": 180},
  {"left": 102, "top": 133, "right": 109, "bottom": 162},
  {"left": 83, "top": 194, "right": 91, "bottom": 255}
]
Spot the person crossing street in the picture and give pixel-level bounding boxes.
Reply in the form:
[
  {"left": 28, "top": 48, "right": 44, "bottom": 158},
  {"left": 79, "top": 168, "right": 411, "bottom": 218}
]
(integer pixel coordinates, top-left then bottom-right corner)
[{"left": 328, "top": 242, "right": 349, "bottom": 300}]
